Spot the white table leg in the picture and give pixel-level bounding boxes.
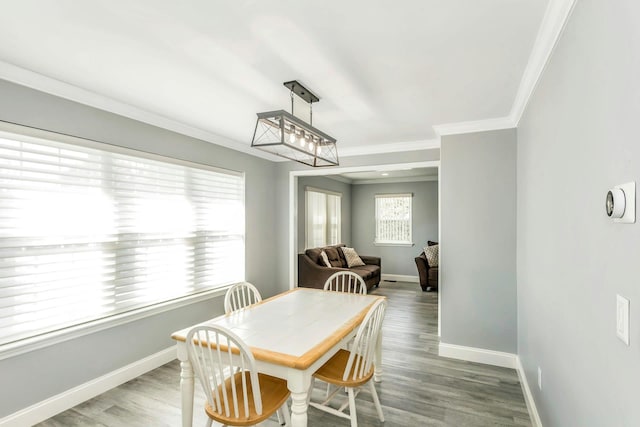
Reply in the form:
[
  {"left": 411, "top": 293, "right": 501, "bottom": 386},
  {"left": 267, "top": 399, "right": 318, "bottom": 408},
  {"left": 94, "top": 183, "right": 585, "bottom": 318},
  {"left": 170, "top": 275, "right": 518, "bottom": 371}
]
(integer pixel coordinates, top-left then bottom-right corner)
[
  {"left": 178, "top": 344, "right": 195, "bottom": 427},
  {"left": 287, "top": 371, "right": 312, "bottom": 427},
  {"left": 374, "top": 329, "right": 383, "bottom": 382}
]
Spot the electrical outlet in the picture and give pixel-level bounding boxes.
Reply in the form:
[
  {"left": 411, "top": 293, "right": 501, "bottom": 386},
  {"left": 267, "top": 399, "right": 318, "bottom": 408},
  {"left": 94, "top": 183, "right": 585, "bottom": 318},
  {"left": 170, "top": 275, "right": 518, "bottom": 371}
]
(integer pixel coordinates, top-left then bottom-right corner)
[
  {"left": 537, "top": 367, "right": 542, "bottom": 390},
  {"left": 617, "top": 295, "right": 630, "bottom": 346}
]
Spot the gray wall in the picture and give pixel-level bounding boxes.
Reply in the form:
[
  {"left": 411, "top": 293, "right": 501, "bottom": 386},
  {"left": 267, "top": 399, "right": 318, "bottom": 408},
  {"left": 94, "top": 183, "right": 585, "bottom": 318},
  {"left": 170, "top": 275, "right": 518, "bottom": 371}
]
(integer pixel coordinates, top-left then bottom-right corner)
[
  {"left": 351, "top": 181, "right": 439, "bottom": 276},
  {"left": 297, "top": 176, "right": 352, "bottom": 252},
  {"left": 0, "top": 79, "right": 278, "bottom": 417},
  {"left": 440, "top": 129, "right": 517, "bottom": 353},
  {"left": 517, "top": 1, "right": 640, "bottom": 425}
]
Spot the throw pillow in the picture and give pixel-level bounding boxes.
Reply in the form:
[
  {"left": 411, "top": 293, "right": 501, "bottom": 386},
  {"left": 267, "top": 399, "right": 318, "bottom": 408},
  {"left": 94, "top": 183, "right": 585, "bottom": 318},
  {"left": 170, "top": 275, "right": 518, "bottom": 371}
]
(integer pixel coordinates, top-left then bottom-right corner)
[
  {"left": 423, "top": 244, "right": 439, "bottom": 267},
  {"left": 341, "top": 247, "right": 365, "bottom": 268},
  {"left": 319, "top": 250, "right": 332, "bottom": 268}
]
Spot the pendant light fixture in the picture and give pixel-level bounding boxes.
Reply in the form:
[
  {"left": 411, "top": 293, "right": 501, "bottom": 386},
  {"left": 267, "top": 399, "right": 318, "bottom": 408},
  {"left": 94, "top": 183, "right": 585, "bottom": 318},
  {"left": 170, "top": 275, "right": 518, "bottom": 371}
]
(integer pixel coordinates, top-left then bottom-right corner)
[{"left": 251, "top": 80, "right": 339, "bottom": 167}]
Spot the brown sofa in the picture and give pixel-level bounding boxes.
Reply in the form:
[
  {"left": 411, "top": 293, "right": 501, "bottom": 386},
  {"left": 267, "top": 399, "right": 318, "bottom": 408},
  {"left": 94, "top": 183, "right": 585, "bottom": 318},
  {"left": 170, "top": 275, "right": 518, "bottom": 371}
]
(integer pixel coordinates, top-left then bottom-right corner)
[
  {"left": 415, "top": 241, "right": 438, "bottom": 292},
  {"left": 298, "top": 244, "right": 381, "bottom": 291}
]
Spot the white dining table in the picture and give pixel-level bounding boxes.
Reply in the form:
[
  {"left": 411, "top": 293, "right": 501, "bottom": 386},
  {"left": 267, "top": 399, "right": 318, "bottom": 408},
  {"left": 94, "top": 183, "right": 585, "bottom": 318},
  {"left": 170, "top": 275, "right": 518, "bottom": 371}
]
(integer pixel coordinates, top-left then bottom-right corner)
[{"left": 171, "top": 287, "right": 385, "bottom": 427}]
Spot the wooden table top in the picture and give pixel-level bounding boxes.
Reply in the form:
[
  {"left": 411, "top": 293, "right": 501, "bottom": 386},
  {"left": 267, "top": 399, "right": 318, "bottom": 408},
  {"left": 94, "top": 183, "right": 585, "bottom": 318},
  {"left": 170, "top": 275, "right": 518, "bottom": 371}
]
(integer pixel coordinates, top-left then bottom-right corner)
[{"left": 172, "top": 288, "right": 384, "bottom": 370}]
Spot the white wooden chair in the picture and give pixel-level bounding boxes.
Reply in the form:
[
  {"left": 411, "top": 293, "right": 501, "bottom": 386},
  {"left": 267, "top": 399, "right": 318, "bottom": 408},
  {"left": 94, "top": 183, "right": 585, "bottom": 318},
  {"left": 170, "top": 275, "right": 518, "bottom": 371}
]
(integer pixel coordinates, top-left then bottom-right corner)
[
  {"left": 308, "top": 299, "right": 386, "bottom": 427},
  {"left": 186, "top": 325, "right": 291, "bottom": 427},
  {"left": 224, "top": 282, "right": 262, "bottom": 314},
  {"left": 323, "top": 271, "right": 367, "bottom": 295}
]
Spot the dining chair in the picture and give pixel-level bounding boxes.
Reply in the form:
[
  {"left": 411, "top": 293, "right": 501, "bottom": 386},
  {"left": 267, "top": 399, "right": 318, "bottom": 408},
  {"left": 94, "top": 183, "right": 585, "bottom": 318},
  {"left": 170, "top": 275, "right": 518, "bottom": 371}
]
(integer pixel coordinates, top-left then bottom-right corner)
[
  {"left": 308, "top": 298, "right": 387, "bottom": 427},
  {"left": 323, "top": 271, "right": 367, "bottom": 294},
  {"left": 224, "top": 282, "right": 263, "bottom": 314},
  {"left": 186, "top": 325, "right": 291, "bottom": 427}
]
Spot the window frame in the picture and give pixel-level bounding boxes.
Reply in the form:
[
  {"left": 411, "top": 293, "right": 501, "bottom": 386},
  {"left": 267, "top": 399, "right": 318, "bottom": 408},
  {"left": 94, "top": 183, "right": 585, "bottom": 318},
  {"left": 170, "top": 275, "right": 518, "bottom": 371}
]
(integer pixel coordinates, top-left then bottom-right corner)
[
  {"left": 374, "top": 193, "right": 414, "bottom": 247},
  {"left": 0, "top": 121, "right": 245, "bottom": 360}
]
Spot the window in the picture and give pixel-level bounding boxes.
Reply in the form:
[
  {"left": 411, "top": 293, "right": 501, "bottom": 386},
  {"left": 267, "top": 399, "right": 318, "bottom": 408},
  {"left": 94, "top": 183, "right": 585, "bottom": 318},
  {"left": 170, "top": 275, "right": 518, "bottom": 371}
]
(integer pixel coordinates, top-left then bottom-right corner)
[
  {"left": 305, "top": 187, "right": 341, "bottom": 248},
  {"left": 0, "top": 128, "right": 245, "bottom": 347},
  {"left": 375, "top": 193, "right": 413, "bottom": 245}
]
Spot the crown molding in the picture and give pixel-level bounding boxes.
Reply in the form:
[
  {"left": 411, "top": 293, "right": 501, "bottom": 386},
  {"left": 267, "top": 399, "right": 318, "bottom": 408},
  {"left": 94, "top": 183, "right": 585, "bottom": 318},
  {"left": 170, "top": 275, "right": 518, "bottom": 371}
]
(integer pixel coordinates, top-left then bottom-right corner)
[
  {"left": 351, "top": 175, "right": 438, "bottom": 185},
  {"left": 509, "top": 0, "right": 578, "bottom": 125},
  {"left": 0, "top": 60, "right": 283, "bottom": 162},
  {"left": 325, "top": 175, "right": 353, "bottom": 184},
  {"left": 433, "top": 116, "right": 515, "bottom": 137},
  {"left": 338, "top": 139, "right": 440, "bottom": 158},
  {"left": 432, "top": 0, "right": 577, "bottom": 137}
]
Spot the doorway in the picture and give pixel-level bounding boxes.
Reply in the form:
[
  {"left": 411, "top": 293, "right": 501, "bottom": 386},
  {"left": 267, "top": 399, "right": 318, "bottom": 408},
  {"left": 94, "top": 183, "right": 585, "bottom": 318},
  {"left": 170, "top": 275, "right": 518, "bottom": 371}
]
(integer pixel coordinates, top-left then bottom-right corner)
[{"left": 288, "top": 160, "right": 441, "bottom": 335}]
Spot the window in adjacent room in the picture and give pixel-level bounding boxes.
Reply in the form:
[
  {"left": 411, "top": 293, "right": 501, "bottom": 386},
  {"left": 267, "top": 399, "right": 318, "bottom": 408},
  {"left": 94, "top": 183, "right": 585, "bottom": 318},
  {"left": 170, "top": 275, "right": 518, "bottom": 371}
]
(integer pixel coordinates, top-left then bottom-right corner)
[
  {"left": 0, "top": 126, "right": 245, "bottom": 348},
  {"left": 375, "top": 193, "right": 413, "bottom": 246},
  {"left": 305, "top": 187, "right": 341, "bottom": 248}
]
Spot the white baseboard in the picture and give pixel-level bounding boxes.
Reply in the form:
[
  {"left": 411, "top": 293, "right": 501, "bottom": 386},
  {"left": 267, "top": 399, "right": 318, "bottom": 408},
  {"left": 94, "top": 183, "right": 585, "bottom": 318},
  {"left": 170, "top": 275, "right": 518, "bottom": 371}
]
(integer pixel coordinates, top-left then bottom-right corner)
[
  {"left": 381, "top": 274, "right": 419, "bottom": 283},
  {"left": 438, "top": 342, "right": 517, "bottom": 369},
  {"left": 515, "top": 356, "right": 543, "bottom": 427},
  {"left": 0, "top": 347, "right": 176, "bottom": 427}
]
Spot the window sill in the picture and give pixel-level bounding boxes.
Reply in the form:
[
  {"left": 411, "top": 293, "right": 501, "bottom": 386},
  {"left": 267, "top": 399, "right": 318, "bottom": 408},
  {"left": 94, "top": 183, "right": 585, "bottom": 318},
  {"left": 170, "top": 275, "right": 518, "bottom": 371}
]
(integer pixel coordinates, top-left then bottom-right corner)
[
  {"left": 374, "top": 242, "right": 415, "bottom": 247},
  {"left": 0, "top": 286, "right": 229, "bottom": 362}
]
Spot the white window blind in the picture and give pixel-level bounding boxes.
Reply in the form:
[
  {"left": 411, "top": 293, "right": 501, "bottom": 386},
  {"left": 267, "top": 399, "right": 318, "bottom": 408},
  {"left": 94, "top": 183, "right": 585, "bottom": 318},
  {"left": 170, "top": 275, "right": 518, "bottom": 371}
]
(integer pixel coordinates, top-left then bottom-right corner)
[
  {"left": 0, "top": 130, "right": 245, "bottom": 347},
  {"left": 375, "top": 193, "right": 412, "bottom": 245},
  {"left": 305, "top": 188, "right": 341, "bottom": 249}
]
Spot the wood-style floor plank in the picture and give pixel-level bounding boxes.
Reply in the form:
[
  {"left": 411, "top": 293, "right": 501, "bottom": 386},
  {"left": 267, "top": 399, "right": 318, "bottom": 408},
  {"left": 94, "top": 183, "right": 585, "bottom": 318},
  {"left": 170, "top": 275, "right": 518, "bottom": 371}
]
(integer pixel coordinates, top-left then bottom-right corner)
[{"left": 36, "top": 281, "right": 531, "bottom": 426}]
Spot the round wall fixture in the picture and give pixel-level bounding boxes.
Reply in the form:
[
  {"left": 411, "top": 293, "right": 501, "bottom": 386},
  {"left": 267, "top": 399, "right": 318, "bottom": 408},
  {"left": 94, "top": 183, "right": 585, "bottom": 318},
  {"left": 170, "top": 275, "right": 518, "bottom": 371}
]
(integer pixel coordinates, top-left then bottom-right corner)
[
  {"left": 606, "top": 182, "right": 635, "bottom": 224},
  {"left": 606, "top": 188, "right": 626, "bottom": 218}
]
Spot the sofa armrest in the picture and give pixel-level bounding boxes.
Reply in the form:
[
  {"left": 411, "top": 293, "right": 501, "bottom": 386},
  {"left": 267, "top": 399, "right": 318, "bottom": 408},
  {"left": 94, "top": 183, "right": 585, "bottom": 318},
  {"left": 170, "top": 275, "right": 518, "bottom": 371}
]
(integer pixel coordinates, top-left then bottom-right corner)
[
  {"left": 298, "top": 253, "right": 349, "bottom": 289},
  {"left": 360, "top": 255, "right": 381, "bottom": 266},
  {"left": 416, "top": 252, "right": 430, "bottom": 268}
]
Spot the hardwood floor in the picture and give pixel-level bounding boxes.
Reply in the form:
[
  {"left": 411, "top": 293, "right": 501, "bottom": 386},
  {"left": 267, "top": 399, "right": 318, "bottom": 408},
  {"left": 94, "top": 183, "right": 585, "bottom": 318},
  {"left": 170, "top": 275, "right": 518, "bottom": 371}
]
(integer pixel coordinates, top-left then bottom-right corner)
[{"left": 36, "top": 281, "right": 531, "bottom": 427}]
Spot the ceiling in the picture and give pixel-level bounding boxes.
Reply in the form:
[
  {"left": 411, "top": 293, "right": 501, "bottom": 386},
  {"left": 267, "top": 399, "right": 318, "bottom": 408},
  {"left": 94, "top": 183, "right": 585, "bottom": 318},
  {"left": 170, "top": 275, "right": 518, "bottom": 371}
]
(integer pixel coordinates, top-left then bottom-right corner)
[{"left": 0, "top": 0, "right": 549, "bottom": 160}]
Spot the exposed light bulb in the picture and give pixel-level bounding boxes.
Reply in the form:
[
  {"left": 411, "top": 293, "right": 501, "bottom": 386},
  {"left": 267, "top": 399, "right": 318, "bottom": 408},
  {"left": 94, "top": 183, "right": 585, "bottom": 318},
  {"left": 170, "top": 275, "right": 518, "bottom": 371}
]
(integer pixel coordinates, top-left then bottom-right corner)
[
  {"left": 299, "top": 130, "right": 306, "bottom": 147},
  {"left": 289, "top": 132, "right": 296, "bottom": 144},
  {"left": 317, "top": 145, "right": 322, "bottom": 154},
  {"left": 308, "top": 141, "right": 314, "bottom": 150}
]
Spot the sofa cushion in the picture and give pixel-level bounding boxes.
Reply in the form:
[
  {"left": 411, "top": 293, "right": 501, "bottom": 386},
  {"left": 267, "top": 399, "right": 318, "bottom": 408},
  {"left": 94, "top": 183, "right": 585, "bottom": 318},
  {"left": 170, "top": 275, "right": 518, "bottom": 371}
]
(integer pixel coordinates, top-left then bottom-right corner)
[
  {"left": 324, "top": 247, "right": 344, "bottom": 268},
  {"left": 305, "top": 247, "right": 323, "bottom": 265},
  {"left": 319, "top": 250, "right": 331, "bottom": 267},
  {"left": 341, "top": 247, "right": 365, "bottom": 267},
  {"left": 424, "top": 244, "right": 439, "bottom": 267},
  {"left": 350, "top": 265, "right": 380, "bottom": 280}
]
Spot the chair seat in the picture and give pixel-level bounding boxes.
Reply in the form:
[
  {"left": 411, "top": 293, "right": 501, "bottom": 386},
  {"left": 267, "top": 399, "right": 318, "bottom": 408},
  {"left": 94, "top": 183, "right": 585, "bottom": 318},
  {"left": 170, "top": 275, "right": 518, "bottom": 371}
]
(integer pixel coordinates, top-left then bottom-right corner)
[
  {"left": 205, "top": 372, "right": 290, "bottom": 426},
  {"left": 313, "top": 349, "right": 374, "bottom": 388}
]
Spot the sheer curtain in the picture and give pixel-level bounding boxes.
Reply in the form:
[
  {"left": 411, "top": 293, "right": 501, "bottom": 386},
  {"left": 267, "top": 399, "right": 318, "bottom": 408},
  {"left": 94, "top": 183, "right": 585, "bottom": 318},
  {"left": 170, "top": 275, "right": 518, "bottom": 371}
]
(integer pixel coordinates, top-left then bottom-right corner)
[{"left": 305, "top": 188, "right": 341, "bottom": 248}]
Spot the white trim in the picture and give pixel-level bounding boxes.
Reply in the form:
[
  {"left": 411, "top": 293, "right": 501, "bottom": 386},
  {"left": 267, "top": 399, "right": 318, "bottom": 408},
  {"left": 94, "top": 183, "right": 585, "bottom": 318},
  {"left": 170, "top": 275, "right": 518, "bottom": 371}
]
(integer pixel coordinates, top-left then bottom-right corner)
[
  {"left": 431, "top": 0, "right": 577, "bottom": 136},
  {"left": 438, "top": 342, "right": 517, "bottom": 369},
  {"left": 375, "top": 192, "right": 413, "bottom": 199},
  {"left": 326, "top": 175, "right": 353, "bottom": 185},
  {"left": 374, "top": 242, "right": 414, "bottom": 247},
  {"left": 437, "top": 163, "right": 441, "bottom": 337},
  {"left": 0, "top": 347, "right": 176, "bottom": 427},
  {"left": 338, "top": 139, "right": 440, "bottom": 157},
  {"left": 510, "top": 0, "right": 578, "bottom": 125},
  {"left": 305, "top": 186, "right": 342, "bottom": 198},
  {"left": 382, "top": 274, "right": 419, "bottom": 283},
  {"left": 0, "top": 287, "right": 226, "bottom": 361},
  {"left": 516, "top": 356, "right": 544, "bottom": 427},
  {"left": 433, "top": 117, "right": 515, "bottom": 137},
  {"left": 352, "top": 175, "right": 438, "bottom": 185}
]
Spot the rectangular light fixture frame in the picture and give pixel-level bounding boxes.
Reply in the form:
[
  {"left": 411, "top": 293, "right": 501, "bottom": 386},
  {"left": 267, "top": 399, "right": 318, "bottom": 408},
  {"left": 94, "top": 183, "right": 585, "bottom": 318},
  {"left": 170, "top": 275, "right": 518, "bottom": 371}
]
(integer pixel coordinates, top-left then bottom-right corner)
[{"left": 251, "top": 109, "right": 339, "bottom": 167}]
